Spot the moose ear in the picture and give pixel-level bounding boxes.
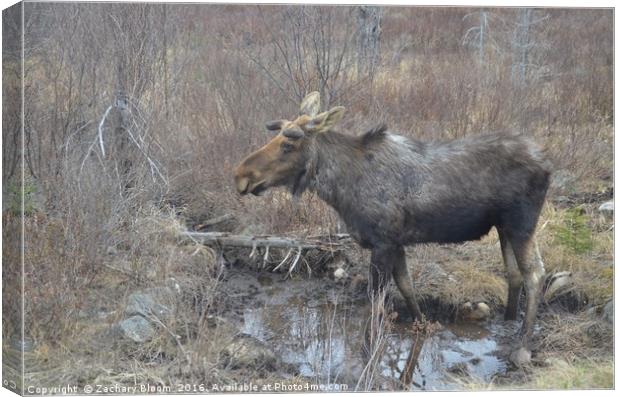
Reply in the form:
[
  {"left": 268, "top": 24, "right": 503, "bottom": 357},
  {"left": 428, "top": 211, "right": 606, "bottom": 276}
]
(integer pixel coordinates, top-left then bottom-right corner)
[
  {"left": 299, "top": 91, "right": 321, "bottom": 117},
  {"left": 282, "top": 127, "right": 305, "bottom": 140},
  {"left": 266, "top": 120, "right": 286, "bottom": 131},
  {"left": 307, "top": 106, "right": 345, "bottom": 133}
]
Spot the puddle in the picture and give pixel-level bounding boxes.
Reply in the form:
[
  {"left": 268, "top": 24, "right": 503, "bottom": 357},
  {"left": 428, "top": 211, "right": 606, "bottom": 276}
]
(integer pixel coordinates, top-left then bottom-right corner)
[
  {"left": 402, "top": 322, "right": 508, "bottom": 389},
  {"left": 224, "top": 270, "right": 509, "bottom": 390}
]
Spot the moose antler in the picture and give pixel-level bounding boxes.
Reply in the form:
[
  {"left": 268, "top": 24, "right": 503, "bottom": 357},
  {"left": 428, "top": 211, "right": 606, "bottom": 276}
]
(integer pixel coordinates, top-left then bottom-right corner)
[{"left": 299, "top": 91, "right": 321, "bottom": 116}]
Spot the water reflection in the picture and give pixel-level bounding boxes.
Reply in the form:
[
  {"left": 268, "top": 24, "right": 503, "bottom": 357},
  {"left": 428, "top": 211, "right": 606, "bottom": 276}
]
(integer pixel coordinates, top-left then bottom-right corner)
[{"left": 241, "top": 296, "right": 507, "bottom": 390}]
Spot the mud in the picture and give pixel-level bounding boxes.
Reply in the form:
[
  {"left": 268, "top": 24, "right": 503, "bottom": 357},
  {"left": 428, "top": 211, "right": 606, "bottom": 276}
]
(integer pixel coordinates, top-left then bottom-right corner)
[{"left": 220, "top": 267, "right": 518, "bottom": 391}]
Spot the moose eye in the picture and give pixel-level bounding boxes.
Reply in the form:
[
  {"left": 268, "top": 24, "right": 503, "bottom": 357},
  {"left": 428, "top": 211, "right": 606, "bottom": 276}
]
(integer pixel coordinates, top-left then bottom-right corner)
[{"left": 281, "top": 142, "right": 295, "bottom": 153}]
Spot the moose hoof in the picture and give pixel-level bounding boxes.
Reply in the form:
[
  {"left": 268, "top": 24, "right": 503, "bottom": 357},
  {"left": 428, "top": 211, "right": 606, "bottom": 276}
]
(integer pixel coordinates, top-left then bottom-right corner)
[{"left": 509, "top": 347, "right": 532, "bottom": 367}]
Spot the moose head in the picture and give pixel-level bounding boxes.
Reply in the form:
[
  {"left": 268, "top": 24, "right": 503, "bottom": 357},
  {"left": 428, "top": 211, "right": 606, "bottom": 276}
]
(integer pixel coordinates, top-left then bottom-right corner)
[{"left": 234, "top": 92, "right": 345, "bottom": 196}]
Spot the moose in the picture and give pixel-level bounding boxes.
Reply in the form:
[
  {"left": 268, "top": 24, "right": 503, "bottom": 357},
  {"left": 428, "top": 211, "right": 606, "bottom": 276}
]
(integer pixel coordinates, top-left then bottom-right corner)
[{"left": 234, "top": 92, "right": 551, "bottom": 365}]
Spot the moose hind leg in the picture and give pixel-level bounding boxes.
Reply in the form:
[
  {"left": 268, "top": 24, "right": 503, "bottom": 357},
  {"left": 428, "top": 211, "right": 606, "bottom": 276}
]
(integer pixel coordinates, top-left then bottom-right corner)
[
  {"left": 391, "top": 246, "right": 424, "bottom": 321},
  {"left": 499, "top": 231, "right": 523, "bottom": 321},
  {"left": 511, "top": 236, "right": 545, "bottom": 348}
]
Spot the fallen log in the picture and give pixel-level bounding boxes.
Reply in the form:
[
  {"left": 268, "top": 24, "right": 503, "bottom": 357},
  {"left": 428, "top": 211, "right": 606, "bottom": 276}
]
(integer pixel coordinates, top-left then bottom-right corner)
[
  {"left": 181, "top": 231, "right": 353, "bottom": 276},
  {"left": 181, "top": 231, "right": 352, "bottom": 252}
]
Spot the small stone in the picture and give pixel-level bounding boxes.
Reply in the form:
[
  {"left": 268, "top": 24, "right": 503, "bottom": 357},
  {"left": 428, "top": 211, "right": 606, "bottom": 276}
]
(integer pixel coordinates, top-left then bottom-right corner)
[
  {"left": 598, "top": 201, "right": 613, "bottom": 212},
  {"left": 473, "top": 302, "right": 491, "bottom": 319},
  {"left": 460, "top": 301, "right": 491, "bottom": 321},
  {"left": 118, "top": 316, "right": 155, "bottom": 343},
  {"left": 333, "top": 267, "right": 346, "bottom": 280},
  {"left": 509, "top": 347, "right": 532, "bottom": 367}
]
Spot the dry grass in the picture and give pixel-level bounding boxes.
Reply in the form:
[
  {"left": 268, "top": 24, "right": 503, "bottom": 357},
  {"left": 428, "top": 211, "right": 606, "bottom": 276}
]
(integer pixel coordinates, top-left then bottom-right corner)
[
  {"left": 525, "top": 358, "right": 613, "bottom": 390},
  {"left": 402, "top": 234, "right": 508, "bottom": 315},
  {"left": 5, "top": 202, "right": 231, "bottom": 389},
  {"left": 462, "top": 357, "right": 613, "bottom": 390},
  {"left": 536, "top": 311, "right": 612, "bottom": 359}
]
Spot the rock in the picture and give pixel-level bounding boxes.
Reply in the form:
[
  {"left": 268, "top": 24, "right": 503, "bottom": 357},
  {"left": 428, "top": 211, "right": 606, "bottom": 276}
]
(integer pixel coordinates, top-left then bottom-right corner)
[
  {"left": 509, "top": 347, "right": 532, "bottom": 367},
  {"left": 602, "top": 300, "right": 613, "bottom": 324},
  {"left": 459, "top": 302, "right": 491, "bottom": 321},
  {"left": 222, "top": 334, "right": 277, "bottom": 371},
  {"left": 333, "top": 267, "right": 347, "bottom": 281},
  {"left": 598, "top": 201, "right": 613, "bottom": 213},
  {"left": 125, "top": 287, "right": 176, "bottom": 320},
  {"left": 118, "top": 316, "right": 155, "bottom": 343},
  {"left": 544, "top": 271, "right": 574, "bottom": 303}
]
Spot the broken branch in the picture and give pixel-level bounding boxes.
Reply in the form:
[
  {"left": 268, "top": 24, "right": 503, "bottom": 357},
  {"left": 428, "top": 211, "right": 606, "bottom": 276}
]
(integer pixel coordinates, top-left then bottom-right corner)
[{"left": 181, "top": 231, "right": 351, "bottom": 252}]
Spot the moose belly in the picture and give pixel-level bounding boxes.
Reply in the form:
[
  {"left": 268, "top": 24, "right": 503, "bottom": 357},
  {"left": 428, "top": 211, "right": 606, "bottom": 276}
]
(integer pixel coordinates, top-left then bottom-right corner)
[{"left": 403, "top": 205, "right": 497, "bottom": 244}]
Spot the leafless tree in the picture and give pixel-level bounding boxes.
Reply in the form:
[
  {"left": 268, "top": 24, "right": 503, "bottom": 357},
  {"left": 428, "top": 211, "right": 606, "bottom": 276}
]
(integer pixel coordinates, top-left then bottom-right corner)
[
  {"left": 356, "top": 6, "right": 382, "bottom": 80},
  {"left": 511, "top": 8, "right": 550, "bottom": 84},
  {"left": 238, "top": 5, "right": 359, "bottom": 108}
]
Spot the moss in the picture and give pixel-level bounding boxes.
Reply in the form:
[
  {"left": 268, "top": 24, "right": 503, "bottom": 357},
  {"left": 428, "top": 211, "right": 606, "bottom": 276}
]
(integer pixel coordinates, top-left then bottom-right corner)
[{"left": 553, "top": 207, "right": 594, "bottom": 254}]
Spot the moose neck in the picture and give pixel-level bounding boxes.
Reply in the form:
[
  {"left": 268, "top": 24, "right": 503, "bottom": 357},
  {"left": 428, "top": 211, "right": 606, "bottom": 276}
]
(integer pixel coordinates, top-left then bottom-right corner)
[{"left": 306, "top": 131, "right": 368, "bottom": 213}]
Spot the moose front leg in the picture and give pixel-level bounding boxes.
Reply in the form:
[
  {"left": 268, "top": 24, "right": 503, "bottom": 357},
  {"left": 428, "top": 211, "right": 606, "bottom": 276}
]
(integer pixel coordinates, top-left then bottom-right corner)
[
  {"left": 368, "top": 245, "right": 424, "bottom": 321},
  {"left": 391, "top": 246, "right": 424, "bottom": 321},
  {"left": 363, "top": 245, "right": 396, "bottom": 361},
  {"left": 367, "top": 246, "right": 394, "bottom": 312}
]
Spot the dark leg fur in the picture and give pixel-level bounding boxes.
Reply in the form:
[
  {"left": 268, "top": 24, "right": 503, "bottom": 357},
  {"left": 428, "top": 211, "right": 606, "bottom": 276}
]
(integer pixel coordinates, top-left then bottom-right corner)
[
  {"left": 510, "top": 237, "right": 545, "bottom": 348},
  {"left": 499, "top": 230, "right": 524, "bottom": 321},
  {"left": 390, "top": 246, "right": 424, "bottom": 321}
]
